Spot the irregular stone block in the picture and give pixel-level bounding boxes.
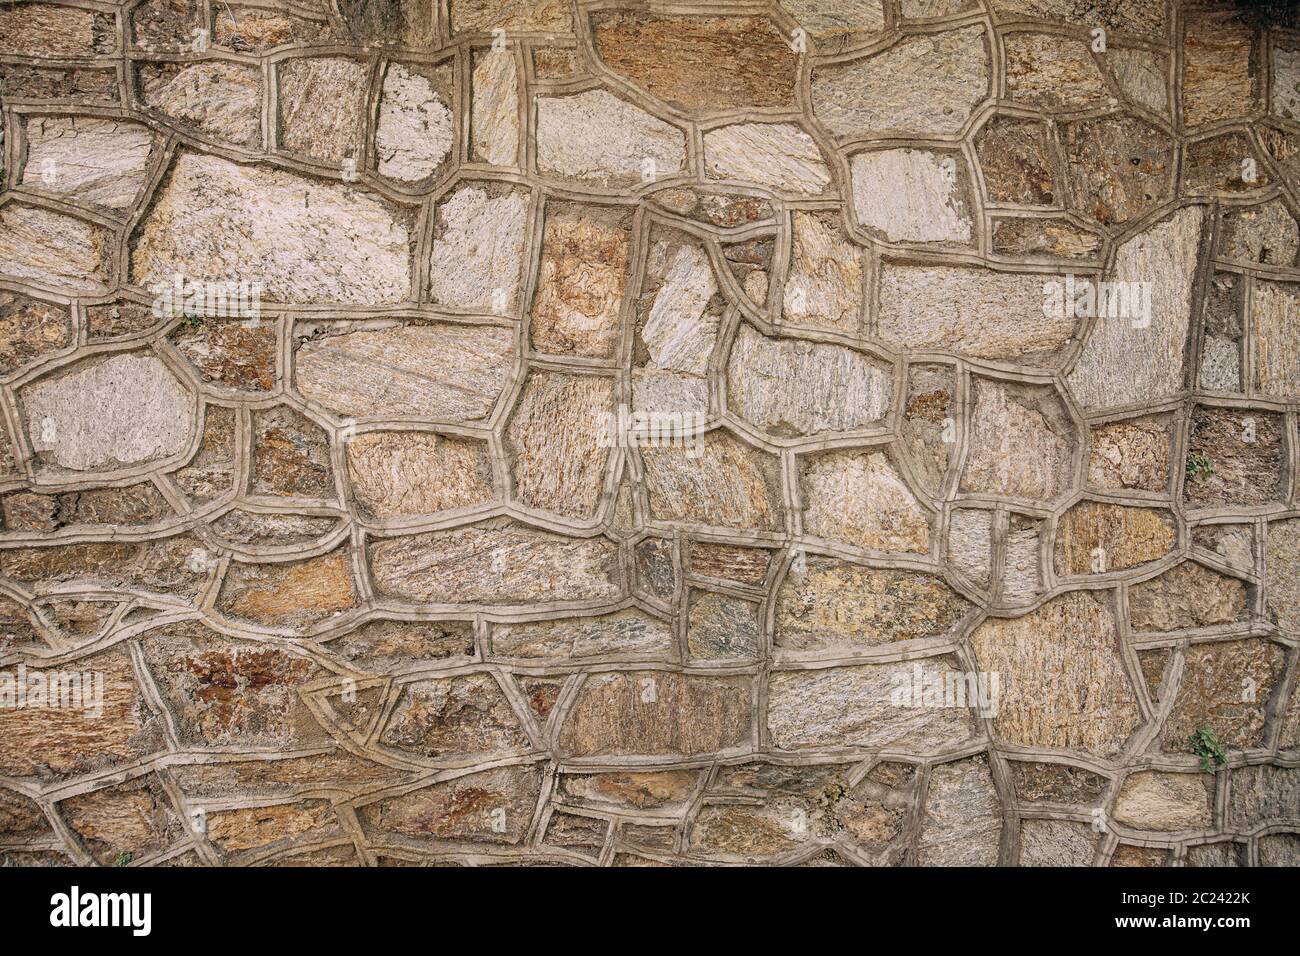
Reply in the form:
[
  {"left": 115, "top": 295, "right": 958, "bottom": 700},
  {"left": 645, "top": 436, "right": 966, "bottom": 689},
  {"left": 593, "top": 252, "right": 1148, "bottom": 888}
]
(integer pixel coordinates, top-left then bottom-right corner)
[
  {"left": 1061, "top": 115, "right": 1174, "bottom": 225},
  {"left": 850, "top": 148, "right": 971, "bottom": 243},
  {"left": 1161, "top": 639, "right": 1284, "bottom": 753},
  {"left": 1106, "top": 48, "right": 1169, "bottom": 113},
  {"left": 1252, "top": 280, "right": 1300, "bottom": 398},
  {"left": 3, "top": 483, "right": 170, "bottom": 533},
  {"left": 917, "top": 754, "right": 1002, "bottom": 866},
  {"left": 1010, "top": 761, "right": 1107, "bottom": 805},
  {"left": 591, "top": 13, "right": 796, "bottom": 113},
  {"left": 324, "top": 619, "right": 474, "bottom": 673},
  {"left": 380, "top": 673, "right": 529, "bottom": 758},
  {"left": 633, "top": 231, "right": 720, "bottom": 413},
  {"left": 211, "top": 511, "right": 338, "bottom": 547},
  {"left": 557, "top": 672, "right": 751, "bottom": 757},
  {"left": 686, "top": 592, "right": 760, "bottom": 661},
  {"left": 214, "top": 5, "right": 332, "bottom": 51},
  {"left": 506, "top": 371, "right": 614, "bottom": 519},
  {"left": 470, "top": 48, "right": 518, "bottom": 166},
  {"left": 0, "top": 649, "right": 157, "bottom": 778},
  {"left": 296, "top": 321, "right": 512, "bottom": 422},
  {"left": 20, "top": 353, "right": 194, "bottom": 472},
  {"left": 975, "top": 115, "right": 1058, "bottom": 206},
  {"left": 172, "top": 319, "right": 276, "bottom": 392},
  {"left": 22, "top": 116, "right": 153, "bottom": 210},
  {"left": 1066, "top": 206, "right": 1203, "bottom": 409},
  {"left": 536, "top": 89, "right": 684, "bottom": 188},
  {"left": 278, "top": 57, "right": 368, "bottom": 164},
  {"left": 530, "top": 202, "right": 632, "bottom": 357},
  {"left": 251, "top": 405, "right": 333, "bottom": 499},
  {"left": 811, "top": 25, "right": 989, "bottom": 137},
  {"left": 61, "top": 775, "right": 182, "bottom": 865},
  {"left": 688, "top": 542, "right": 771, "bottom": 586},
  {"left": 988, "top": 0, "right": 1166, "bottom": 37},
  {"left": 0, "top": 4, "right": 115, "bottom": 56},
  {"left": 767, "top": 658, "right": 979, "bottom": 751},
  {"left": 1054, "top": 501, "right": 1175, "bottom": 576},
  {"left": 1088, "top": 416, "right": 1170, "bottom": 492},
  {"left": 0, "top": 63, "right": 119, "bottom": 102},
  {"left": 898, "top": 364, "right": 956, "bottom": 498},
  {"left": 1129, "top": 562, "right": 1248, "bottom": 632},
  {"left": 726, "top": 324, "right": 891, "bottom": 437},
  {"left": 1005, "top": 32, "right": 1108, "bottom": 109},
  {"left": 368, "top": 519, "right": 622, "bottom": 605},
  {"left": 336, "top": 0, "right": 435, "bottom": 46},
  {"left": 961, "top": 377, "right": 1074, "bottom": 502},
  {"left": 448, "top": 0, "right": 570, "bottom": 35},
  {"left": 361, "top": 764, "right": 544, "bottom": 845},
  {"left": 641, "top": 431, "right": 783, "bottom": 531},
  {"left": 1182, "top": 8, "right": 1257, "bottom": 128},
  {"left": 218, "top": 550, "right": 358, "bottom": 628},
  {"left": 142, "top": 624, "right": 322, "bottom": 748},
  {"left": 782, "top": 211, "right": 864, "bottom": 332},
  {"left": 877, "top": 263, "right": 1075, "bottom": 362},
  {"left": 133, "top": 152, "right": 414, "bottom": 305},
  {"left": 1183, "top": 405, "right": 1284, "bottom": 508},
  {"left": 971, "top": 590, "right": 1141, "bottom": 757},
  {"left": 1226, "top": 765, "right": 1300, "bottom": 828},
  {"left": 347, "top": 431, "right": 493, "bottom": 519},
  {"left": 775, "top": 557, "right": 970, "bottom": 653},
  {"left": 427, "top": 182, "right": 527, "bottom": 313},
  {"left": 0, "top": 292, "right": 73, "bottom": 376},
  {"left": 1219, "top": 199, "right": 1297, "bottom": 267},
  {"left": 1266, "top": 518, "right": 1300, "bottom": 632},
  {"left": 947, "top": 508, "right": 992, "bottom": 588},
  {"left": 703, "top": 123, "right": 830, "bottom": 195},
  {"left": 138, "top": 61, "right": 263, "bottom": 148},
  {"left": 1019, "top": 819, "right": 1097, "bottom": 866},
  {"left": 376, "top": 61, "right": 455, "bottom": 182},
  {"left": 801, "top": 449, "right": 931, "bottom": 553},
  {"left": 0, "top": 204, "right": 113, "bottom": 294},
  {"left": 171, "top": 406, "right": 237, "bottom": 503},
  {"left": 1113, "top": 770, "right": 1212, "bottom": 832},
  {"left": 493, "top": 609, "right": 673, "bottom": 661},
  {"left": 1181, "top": 131, "right": 1268, "bottom": 195},
  {"left": 991, "top": 217, "right": 1102, "bottom": 260}
]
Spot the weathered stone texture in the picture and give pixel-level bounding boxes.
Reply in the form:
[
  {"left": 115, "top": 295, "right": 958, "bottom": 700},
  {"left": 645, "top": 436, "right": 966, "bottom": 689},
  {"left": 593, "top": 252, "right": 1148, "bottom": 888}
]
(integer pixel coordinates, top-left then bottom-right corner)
[
  {"left": 296, "top": 322, "right": 513, "bottom": 422},
  {"left": 971, "top": 591, "right": 1141, "bottom": 758},
  {"left": 800, "top": 449, "right": 931, "bottom": 554},
  {"left": 133, "top": 153, "right": 414, "bottom": 305},
  {"left": 812, "top": 26, "right": 988, "bottom": 137}
]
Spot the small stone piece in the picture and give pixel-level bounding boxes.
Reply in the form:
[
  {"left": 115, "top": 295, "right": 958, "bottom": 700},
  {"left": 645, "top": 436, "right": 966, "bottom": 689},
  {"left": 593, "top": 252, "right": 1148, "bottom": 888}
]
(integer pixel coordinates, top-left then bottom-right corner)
[
  {"left": 1113, "top": 771, "right": 1212, "bottom": 832},
  {"left": 278, "top": 57, "right": 368, "bottom": 164},
  {"left": 703, "top": 124, "right": 831, "bottom": 195},
  {"left": 375, "top": 61, "right": 455, "bottom": 182}
]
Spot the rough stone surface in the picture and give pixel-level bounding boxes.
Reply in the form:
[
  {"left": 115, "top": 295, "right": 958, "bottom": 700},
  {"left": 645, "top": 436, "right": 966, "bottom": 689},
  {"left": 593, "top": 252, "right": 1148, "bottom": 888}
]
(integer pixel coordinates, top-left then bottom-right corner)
[
  {"left": 774, "top": 558, "right": 970, "bottom": 654},
  {"left": 4, "top": 0, "right": 1298, "bottom": 870},
  {"left": 23, "top": 116, "right": 153, "bottom": 210},
  {"left": 296, "top": 322, "right": 513, "bottom": 422},
  {"left": 800, "top": 450, "right": 931, "bottom": 554},
  {"left": 812, "top": 26, "right": 988, "bottom": 137},
  {"left": 20, "top": 354, "right": 193, "bottom": 472},
  {"left": 971, "top": 591, "right": 1141, "bottom": 758},
  {"left": 726, "top": 325, "right": 891, "bottom": 437},
  {"left": 703, "top": 124, "right": 830, "bottom": 195},
  {"left": 961, "top": 377, "right": 1074, "bottom": 502},
  {"left": 133, "top": 152, "right": 413, "bottom": 305},
  {"left": 850, "top": 149, "right": 972, "bottom": 243},
  {"left": 1066, "top": 207, "right": 1204, "bottom": 410},
  {"left": 531, "top": 203, "right": 631, "bottom": 357},
  {"left": 278, "top": 57, "right": 368, "bottom": 164},
  {"left": 536, "top": 89, "right": 684, "bottom": 188}
]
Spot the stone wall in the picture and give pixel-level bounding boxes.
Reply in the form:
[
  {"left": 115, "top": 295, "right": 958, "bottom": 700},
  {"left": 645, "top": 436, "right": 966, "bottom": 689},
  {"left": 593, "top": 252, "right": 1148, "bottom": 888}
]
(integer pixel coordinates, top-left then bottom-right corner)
[{"left": 0, "top": 0, "right": 1298, "bottom": 867}]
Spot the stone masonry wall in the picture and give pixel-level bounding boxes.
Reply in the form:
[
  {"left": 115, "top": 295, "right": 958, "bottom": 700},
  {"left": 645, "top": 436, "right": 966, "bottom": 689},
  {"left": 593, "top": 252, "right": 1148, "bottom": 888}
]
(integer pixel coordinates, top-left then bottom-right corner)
[{"left": 0, "top": 0, "right": 1299, "bottom": 866}]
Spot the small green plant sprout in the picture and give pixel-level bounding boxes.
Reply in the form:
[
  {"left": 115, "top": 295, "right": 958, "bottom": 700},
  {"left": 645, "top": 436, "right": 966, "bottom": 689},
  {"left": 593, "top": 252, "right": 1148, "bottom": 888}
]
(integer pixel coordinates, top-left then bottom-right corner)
[
  {"left": 1186, "top": 451, "right": 1215, "bottom": 481},
  {"left": 114, "top": 851, "right": 134, "bottom": 866},
  {"left": 1188, "top": 727, "right": 1227, "bottom": 774}
]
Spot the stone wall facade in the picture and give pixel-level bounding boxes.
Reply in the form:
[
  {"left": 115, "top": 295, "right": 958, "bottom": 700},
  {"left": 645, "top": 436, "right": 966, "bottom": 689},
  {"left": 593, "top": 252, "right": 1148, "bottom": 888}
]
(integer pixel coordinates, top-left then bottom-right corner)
[{"left": 0, "top": 0, "right": 1298, "bottom": 867}]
